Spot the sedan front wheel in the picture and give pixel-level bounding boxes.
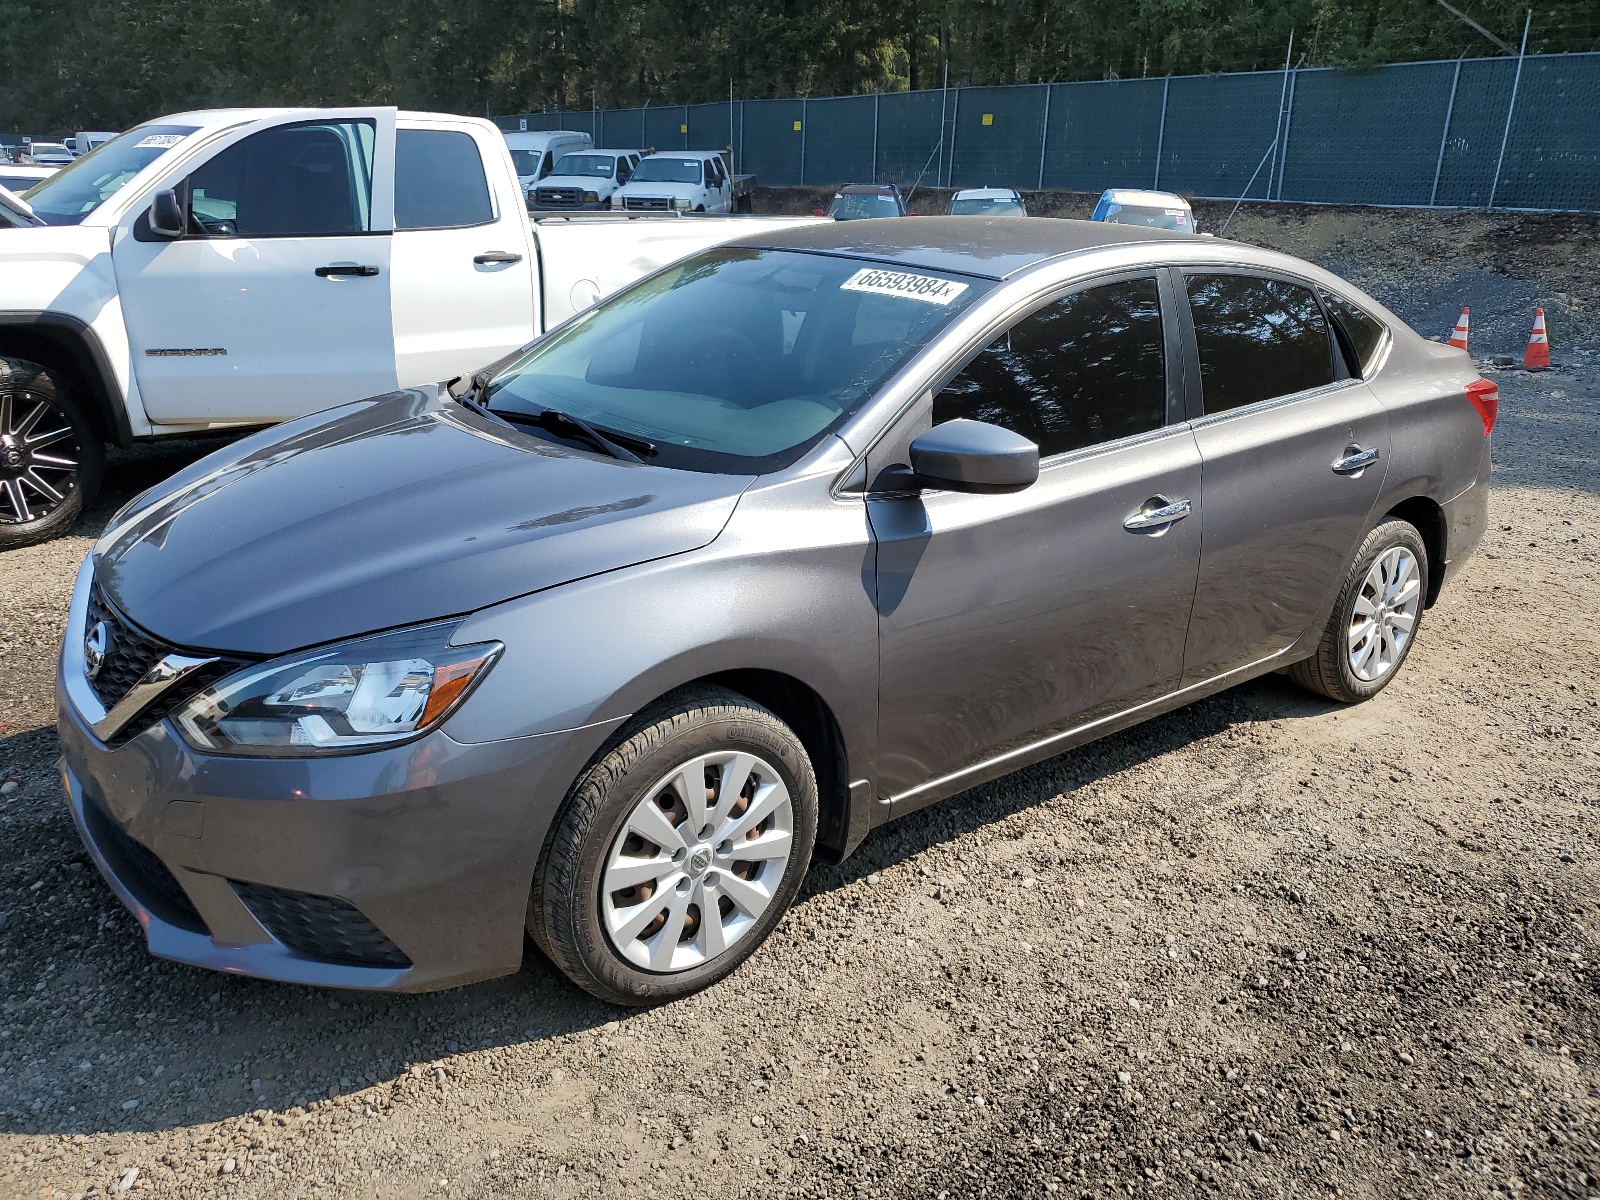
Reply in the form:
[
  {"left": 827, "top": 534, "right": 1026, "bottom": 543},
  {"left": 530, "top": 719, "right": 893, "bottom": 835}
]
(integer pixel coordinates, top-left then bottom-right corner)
[{"left": 530, "top": 687, "right": 817, "bottom": 1005}]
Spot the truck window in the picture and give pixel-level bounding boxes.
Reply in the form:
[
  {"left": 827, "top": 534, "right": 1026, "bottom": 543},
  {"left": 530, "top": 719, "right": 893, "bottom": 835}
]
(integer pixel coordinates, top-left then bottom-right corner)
[
  {"left": 182, "top": 120, "right": 375, "bottom": 238},
  {"left": 395, "top": 129, "right": 494, "bottom": 230}
]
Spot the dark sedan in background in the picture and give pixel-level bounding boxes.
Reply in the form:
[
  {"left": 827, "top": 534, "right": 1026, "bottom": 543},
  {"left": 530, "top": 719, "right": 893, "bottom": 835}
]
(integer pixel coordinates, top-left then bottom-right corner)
[{"left": 59, "top": 218, "right": 1493, "bottom": 1004}]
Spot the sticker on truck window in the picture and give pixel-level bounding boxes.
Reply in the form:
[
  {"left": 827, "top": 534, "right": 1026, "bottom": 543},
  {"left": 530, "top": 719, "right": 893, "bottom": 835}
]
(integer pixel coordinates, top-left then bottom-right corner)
[
  {"left": 134, "top": 133, "right": 186, "bottom": 149},
  {"left": 841, "top": 268, "right": 969, "bottom": 305}
]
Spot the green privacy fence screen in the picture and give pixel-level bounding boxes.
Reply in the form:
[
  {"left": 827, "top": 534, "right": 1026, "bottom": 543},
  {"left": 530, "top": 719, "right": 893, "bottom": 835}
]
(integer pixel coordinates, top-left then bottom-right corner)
[{"left": 498, "top": 51, "right": 1600, "bottom": 212}]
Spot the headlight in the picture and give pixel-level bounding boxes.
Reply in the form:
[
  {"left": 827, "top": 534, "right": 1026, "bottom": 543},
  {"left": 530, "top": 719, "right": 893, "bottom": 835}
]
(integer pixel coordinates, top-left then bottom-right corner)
[
  {"left": 582, "top": 191, "right": 599, "bottom": 203},
  {"left": 672, "top": 197, "right": 691, "bottom": 210},
  {"left": 173, "top": 623, "right": 502, "bottom": 757}
]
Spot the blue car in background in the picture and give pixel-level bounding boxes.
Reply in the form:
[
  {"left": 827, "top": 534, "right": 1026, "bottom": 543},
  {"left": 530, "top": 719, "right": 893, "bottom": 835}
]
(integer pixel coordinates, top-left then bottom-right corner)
[{"left": 1090, "top": 188, "right": 1198, "bottom": 232}]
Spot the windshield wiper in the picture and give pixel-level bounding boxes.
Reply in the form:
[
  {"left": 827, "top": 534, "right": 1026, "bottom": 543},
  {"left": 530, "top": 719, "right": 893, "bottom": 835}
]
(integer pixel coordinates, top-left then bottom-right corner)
[{"left": 490, "top": 405, "right": 653, "bottom": 464}]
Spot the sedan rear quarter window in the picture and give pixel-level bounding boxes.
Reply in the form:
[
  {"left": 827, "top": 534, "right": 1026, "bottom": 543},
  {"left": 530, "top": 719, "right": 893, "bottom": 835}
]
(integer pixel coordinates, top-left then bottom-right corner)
[
  {"left": 935, "top": 277, "right": 1167, "bottom": 458},
  {"left": 1185, "top": 274, "right": 1335, "bottom": 413},
  {"left": 1320, "top": 288, "right": 1388, "bottom": 377}
]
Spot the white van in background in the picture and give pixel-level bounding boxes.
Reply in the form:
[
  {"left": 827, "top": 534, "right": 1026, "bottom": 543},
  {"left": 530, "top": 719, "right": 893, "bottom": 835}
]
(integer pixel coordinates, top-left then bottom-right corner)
[
  {"left": 501, "top": 130, "right": 593, "bottom": 196},
  {"left": 71, "top": 131, "right": 119, "bottom": 156}
]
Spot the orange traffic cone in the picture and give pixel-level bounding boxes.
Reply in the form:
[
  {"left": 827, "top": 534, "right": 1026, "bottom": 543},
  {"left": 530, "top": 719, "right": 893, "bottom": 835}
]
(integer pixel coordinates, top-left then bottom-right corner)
[
  {"left": 1447, "top": 307, "right": 1470, "bottom": 351},
  {"left": 1523, "top": 308, "right": 1550, "bottom": 369}
]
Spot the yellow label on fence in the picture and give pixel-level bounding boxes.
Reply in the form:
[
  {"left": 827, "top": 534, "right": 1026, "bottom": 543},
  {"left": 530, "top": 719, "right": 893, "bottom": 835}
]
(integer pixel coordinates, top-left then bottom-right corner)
[
  {"left": 794, "top": 121, "right": 803, "bottom": 131},
  {"left": 982, "top": 113, "right": 994, "bottom": 126}
]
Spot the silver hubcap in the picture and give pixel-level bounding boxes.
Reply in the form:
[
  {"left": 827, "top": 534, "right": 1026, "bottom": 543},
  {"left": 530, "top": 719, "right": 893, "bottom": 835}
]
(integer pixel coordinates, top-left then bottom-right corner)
[
  {"left": 602, "top": 750, "right": 794, "bottom": 973},
  {"left": 1348, "top": 546, "right": 1422, "bottom": 682},
  {"left": 0, "top": 390, "right": 78, "bottom": 526}
]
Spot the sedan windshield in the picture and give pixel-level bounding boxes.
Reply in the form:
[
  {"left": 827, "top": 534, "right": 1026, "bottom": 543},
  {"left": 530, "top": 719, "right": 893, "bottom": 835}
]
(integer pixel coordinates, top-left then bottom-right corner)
[
  {"left": 630, "top": 158, "right": 703, "bottom": 184},
  {"left": 949, "top": 196, "right": 1025, "bottom": 216},
  {"left": 1104, "top": 203, "right": 1191, "bottom": 230},
  {"left": 24, "top": 124, "right": 198, "bottom": 225},
  {"left": 485, "top": 248, "right": 985, "bottom": 472},
  {"left": 828, "top": 193, "right": 900, "bottom": 220},
  {"left": 552, "top": 154, "right": 615, "bottom": 178}
]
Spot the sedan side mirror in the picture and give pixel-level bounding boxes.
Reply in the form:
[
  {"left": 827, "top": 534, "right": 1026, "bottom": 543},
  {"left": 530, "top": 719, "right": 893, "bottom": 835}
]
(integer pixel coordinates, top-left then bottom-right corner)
[
  {"left": 149, "top": 189, "right": 185, "bottom": 238},
  {"left": 908, "top": 419, "right": 1039, "bottom": 494}
]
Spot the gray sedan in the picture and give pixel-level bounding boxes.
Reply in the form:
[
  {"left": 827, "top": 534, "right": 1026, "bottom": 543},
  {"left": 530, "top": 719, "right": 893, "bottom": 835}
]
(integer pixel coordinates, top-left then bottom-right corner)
[{"left": 59, "top": 217, "right": 1494, "bottom": 1004}]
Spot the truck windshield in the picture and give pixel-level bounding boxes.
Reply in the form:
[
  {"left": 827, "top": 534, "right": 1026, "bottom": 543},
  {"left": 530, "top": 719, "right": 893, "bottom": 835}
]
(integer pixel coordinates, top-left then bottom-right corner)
[
  {"left": 485, "top": 247, "right": 986, "bottom": 473},
  {"left": 552, "top": 154, "right": 615, "bottom": 178},
  {"left": 509, "top": 150, "right": 545, "bottom": 177},
  {"left": 630, "top": 158, "right": 703, "bottom": 185},
  {"left": 24, "top": 125, "right": 199, "bottom": 225}
]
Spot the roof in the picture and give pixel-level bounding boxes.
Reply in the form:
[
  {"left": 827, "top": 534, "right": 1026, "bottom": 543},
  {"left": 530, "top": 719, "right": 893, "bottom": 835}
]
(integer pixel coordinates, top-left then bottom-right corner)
[
  {"left": 733, "top": 216, "right": 1195, "bottom": 281},
  {"left": 952, "top": 188, "right": 1021, "bottom": 199},
  {"left": 837, "top": 183, "right": 900, "bottom": 194},
  {"left": 1102, "top": 188, "right": 1192, "bottom": 208}
]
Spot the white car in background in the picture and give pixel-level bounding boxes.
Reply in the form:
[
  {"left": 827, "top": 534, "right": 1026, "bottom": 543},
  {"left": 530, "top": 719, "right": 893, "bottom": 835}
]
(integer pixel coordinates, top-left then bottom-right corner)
[
  {"left": 1089, "top": 188, "right": 1198, "bottom": 232},
  {"left": 0, "top": 164, "right": 55, "bottom": 193},
  {"left": 947, "top": 187, "right": 1027, "bottom": 216},
  {"left": 529, "top": 149, "right": 642, "bottom": 211},
  {"left": 502, "top": 130, "right": 593, "bottom": 196},
  {"left": 613, "top": 152, "right": 735, "bottom": 213}
]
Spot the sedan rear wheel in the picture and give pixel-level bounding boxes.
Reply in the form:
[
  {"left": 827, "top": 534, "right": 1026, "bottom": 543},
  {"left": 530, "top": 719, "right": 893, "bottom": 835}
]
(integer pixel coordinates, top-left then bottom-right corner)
[
  {"left": 1290, "top": 517, "right": 1429, "bottom": 703},
  {"left": 531, "top": 687, "right": 817, "bottom": 1005}
]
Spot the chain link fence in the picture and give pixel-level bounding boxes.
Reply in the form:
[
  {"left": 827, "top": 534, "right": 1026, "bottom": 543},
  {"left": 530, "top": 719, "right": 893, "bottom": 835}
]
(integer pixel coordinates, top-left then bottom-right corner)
[{"left": 498, "top": 50, "right": 1600, "bottom": 212}]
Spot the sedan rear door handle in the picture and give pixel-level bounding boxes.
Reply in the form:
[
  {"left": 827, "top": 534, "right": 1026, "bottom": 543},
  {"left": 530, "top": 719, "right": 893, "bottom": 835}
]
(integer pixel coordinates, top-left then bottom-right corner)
[
  {"left": 474, "top": 251, "right": 524, "bottom": 265},
  {"left": 1123, "top": 496, "right": 1192, "bottom": 532},
  {"left": 315, "top": 263, "right": 380, "bottom": 278},
  {"left": 1332, "top": 446, "right": 1381, "bottom": 475}
]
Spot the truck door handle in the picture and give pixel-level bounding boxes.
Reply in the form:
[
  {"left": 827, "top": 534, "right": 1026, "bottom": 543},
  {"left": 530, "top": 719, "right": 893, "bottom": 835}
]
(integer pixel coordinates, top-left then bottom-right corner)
[
  {"left": 315, "top": 264, "right": 380, "bottom": 278},
  {"left": 1123, "top": 496, "right": 1192, "bottom": 532},
  {"left": 474, "top": 251, "right": 524, "bottom": 265},
  {"left": 1332, "top": 446, "right": 1381, "bottom": 475}
]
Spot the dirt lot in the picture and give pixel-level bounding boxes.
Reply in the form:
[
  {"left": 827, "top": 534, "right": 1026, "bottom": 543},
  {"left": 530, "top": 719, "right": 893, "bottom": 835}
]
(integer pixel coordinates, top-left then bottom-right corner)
[{"left": 1, "top": 206, "right": 1598, "bottom": 1200}]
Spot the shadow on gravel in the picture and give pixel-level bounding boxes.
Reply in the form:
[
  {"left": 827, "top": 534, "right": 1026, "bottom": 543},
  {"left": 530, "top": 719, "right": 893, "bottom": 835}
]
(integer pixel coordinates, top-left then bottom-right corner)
[
  {"left": 804, "top": 672, "right": 1337, "bottom": 897},
  {"left": 1, "top": 670, "right": 1325, "bottom": 1139}
]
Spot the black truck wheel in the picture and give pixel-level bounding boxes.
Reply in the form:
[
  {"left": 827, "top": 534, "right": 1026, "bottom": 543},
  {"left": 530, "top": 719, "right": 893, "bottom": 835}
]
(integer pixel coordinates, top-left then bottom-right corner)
[{"left": 0, "top": 358, "right": 104, "bottom": 549}]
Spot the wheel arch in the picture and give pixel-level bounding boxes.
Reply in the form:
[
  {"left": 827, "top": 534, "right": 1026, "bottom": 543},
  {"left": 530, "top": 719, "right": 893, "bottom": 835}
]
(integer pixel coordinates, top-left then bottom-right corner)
[
  {"left": 601, "top": 668, "right": 858, "bottom": 864},
  {"left": 0, "top": 313, "right": 133, "bottom": 448},
  {"left": 1383, "top": 495, "right": 1447, "bottom": 607}
]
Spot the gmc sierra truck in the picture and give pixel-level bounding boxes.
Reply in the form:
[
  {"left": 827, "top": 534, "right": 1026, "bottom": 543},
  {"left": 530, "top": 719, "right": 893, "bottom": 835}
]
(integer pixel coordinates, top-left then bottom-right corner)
[{"left": 0, "top": 107, "right": 818, "bottom": 546}]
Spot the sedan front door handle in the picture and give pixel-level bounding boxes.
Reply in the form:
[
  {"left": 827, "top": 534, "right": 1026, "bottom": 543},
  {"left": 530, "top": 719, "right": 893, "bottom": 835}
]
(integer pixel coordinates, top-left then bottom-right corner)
[
  {"left": 1332, "top": 446, "right": 1381, "bottom": 475},
  {"left": 1123, "top": 496, "right": 1193, "bottom": 532},
  {"left": 473, "top": 251, "right": 524, "bottom": 265},
  {"left": 314, "top": 263, "right": 380, "bottom": 278}
]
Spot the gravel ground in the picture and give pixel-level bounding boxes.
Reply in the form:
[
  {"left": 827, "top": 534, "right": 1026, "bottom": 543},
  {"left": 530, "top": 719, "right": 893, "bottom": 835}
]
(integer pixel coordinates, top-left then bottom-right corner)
[{"left": 1, "top": 213, "right": 1598, "bottom": 1200}]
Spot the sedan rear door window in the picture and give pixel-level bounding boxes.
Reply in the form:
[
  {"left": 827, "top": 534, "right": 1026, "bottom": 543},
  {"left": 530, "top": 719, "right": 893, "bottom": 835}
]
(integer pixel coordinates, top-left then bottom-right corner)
[
  {"left": 934, "top": 277, "right": 1167, "bottom": 458},
  {"left": 1184, "top": 274, "right": 1335, "bottom": 413},
  {"left": 1320, "top": 288, "right": 1387, "bottom": 377}
]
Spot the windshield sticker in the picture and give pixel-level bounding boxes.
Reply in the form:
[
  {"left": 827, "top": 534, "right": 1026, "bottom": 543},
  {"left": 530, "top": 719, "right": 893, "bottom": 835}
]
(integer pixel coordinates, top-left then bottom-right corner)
[
  {"left": 841, "top": 268, "right": 969, "bottom": 306},
  {"left": 134, "top": 133, "right": 186, "bottom": 149}
]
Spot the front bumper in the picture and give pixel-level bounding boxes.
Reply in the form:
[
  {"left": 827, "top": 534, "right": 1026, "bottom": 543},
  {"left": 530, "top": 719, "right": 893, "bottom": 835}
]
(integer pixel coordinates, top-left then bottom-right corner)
[{"left": 58, "top": 558, "right": 621, "bottom": 992}]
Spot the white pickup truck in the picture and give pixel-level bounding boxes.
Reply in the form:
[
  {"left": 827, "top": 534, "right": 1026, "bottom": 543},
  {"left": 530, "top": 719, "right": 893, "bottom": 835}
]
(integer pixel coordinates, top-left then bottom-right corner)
[
  {"left": 0, "top": 107, "right": 817, "bottom": 546},
  {"left": 613, "top": 151, "right": 756, "bottom": 214}
]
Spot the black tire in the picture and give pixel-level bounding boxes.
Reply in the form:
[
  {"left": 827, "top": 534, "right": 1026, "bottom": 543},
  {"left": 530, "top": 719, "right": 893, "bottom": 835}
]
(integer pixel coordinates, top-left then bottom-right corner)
[
  {"left": 0, "top": 357, "right": 104, "bottom": 550},
  {"left": 1289, "top": 517, "right": 1430, "bottom": 703},
  {"left": 530, "top": 687, "right": 818, "bottom": 1005}
]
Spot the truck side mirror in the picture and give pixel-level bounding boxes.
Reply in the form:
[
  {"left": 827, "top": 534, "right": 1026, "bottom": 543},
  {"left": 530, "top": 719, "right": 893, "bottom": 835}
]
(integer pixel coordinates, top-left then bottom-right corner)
[{"left": 149, "top": 189, "right": 185, "bottom": 238}]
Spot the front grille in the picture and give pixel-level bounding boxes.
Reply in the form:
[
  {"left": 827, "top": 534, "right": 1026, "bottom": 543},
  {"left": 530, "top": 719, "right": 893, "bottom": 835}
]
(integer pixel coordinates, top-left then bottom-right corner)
[
  {"left": 231, "top": 881, "right": 412, "bottom": 969},
  {"left": 83, "top": 584, "right": 242, "bottom": 745},
  {"left": 622, "top": 195, "right": 671, "bottom": 211},
  {"left": 81, "top": 797, "right": 209, "bottom": 935},
  {"left": 85, "top": 584, "right": 168, "bottom": 710},
  {"left": 535, "top": 186, "right": 583, "bottom": 208}
]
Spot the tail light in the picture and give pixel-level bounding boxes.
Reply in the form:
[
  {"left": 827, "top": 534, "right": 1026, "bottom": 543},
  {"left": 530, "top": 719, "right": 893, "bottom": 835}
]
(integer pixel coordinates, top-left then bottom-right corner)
[{"left": 1464, "top": 377, "right": 1498, "bottom": 436}]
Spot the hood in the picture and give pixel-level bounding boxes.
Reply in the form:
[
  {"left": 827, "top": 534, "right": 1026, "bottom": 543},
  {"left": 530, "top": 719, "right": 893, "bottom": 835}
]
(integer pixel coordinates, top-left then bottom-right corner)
[
  {"left": 617, "top": 181, "right": 700, "bottom": 197},
  {"left": 95, "top": 390, "right": 753, "bottom": 657},
  {"left": 537, "top": 175, "right": 617, "bottom": 191}
]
